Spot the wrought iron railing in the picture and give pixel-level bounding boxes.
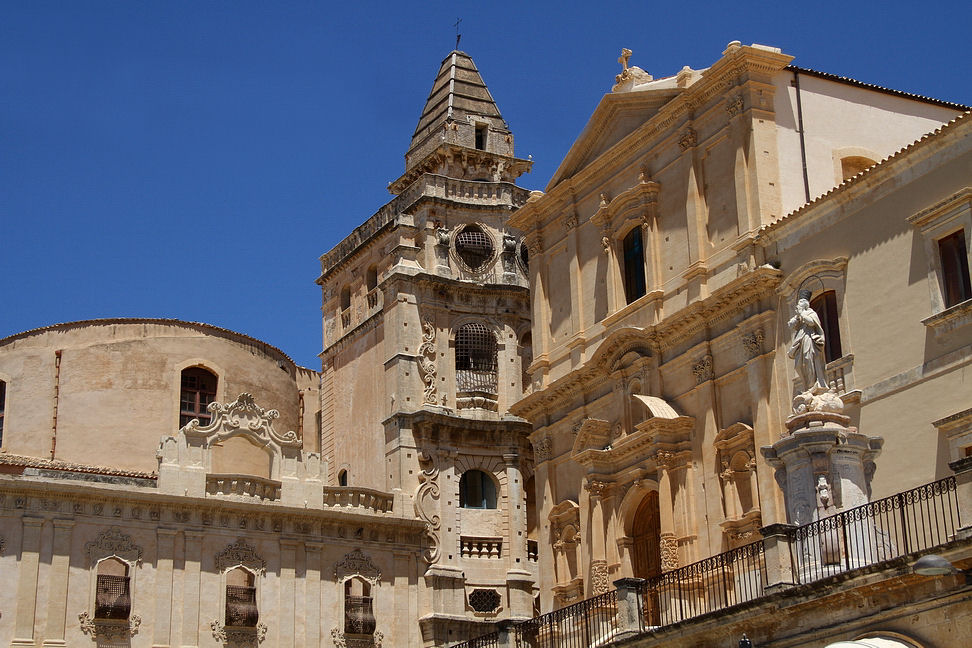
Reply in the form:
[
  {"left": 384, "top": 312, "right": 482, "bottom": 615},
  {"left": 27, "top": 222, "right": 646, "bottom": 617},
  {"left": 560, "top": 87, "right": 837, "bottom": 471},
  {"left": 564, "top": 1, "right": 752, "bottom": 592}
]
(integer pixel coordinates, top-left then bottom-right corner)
[
  {"left": 639, "top": 539, "right": 766, "bottom": 627},
  {"left": 513, "top": 589, "right": 618, "bottom": 648},
  {"left": 456, "top": 630, "right": 500, "bottom": 648},
  {"left": 792, "top": 475, "right": 958, "bottom": 584}
]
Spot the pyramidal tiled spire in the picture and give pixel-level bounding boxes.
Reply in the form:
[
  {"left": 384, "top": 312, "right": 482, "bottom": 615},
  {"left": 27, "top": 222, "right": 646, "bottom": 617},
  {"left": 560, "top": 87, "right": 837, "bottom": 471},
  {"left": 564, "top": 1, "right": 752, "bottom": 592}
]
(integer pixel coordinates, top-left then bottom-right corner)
[
  {"left": 410, "top": 50, "right": 508, "bottom": 149},
  {"left": 391, "top": 50, "right": 530, "bottom": 194}
]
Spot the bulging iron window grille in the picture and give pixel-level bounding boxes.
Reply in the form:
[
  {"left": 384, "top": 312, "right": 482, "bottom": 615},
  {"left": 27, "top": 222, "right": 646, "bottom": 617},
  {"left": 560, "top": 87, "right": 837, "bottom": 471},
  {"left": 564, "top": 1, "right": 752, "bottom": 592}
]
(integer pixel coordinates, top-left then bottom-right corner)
[
  {"left": 455, "top": 225, "right": 494, "bottom": 272},
  {"left": 225, "top": 585, "right": 259, "bottom": 627},
  {"left": 469, "top": 588, "right": 501, "bottom": 613},
  {"left": 95, "top": 574, "right": 131, "bottom": 620},
  {"left": 455, "top": 323, "right": 497, "bottom": 393},
  {"left": 344, "top": 579, "right": 376, "bottom": 635}
]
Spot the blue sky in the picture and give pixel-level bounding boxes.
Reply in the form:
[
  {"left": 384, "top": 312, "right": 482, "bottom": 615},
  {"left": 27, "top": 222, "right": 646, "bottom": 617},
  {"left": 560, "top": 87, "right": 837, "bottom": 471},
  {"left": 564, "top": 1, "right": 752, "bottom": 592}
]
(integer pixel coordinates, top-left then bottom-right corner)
[{"left": 3, "top": 1, "right": 969, "bottom": 367}]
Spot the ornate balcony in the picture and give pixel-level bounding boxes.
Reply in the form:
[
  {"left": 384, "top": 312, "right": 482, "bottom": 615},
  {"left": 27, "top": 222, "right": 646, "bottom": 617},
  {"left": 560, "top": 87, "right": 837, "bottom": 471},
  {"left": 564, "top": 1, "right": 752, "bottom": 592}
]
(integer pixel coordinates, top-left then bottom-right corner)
[{"left": 206, "top": 474, "right": 281, "bottom": 501}]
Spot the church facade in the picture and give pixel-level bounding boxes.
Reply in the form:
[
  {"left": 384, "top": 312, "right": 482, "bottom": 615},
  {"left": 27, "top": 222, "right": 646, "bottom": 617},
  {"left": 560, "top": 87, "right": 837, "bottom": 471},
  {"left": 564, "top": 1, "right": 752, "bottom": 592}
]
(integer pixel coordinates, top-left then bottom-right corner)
[{"left": 1, "top": 42, "right": 970, "bottom": 648}]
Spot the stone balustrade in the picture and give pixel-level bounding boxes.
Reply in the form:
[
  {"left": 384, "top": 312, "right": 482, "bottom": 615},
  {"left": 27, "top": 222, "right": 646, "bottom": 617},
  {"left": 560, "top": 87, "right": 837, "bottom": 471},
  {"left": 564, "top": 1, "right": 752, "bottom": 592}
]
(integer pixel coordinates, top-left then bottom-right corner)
[
  {"left": 460, "top": 536, "right": 503, "bottom": 559},
  {"left": 322, "top": 486, "right": 394, "bottom": 513},
  {"left": 206, "top": 474, "right": 282, "bottom": 501}
]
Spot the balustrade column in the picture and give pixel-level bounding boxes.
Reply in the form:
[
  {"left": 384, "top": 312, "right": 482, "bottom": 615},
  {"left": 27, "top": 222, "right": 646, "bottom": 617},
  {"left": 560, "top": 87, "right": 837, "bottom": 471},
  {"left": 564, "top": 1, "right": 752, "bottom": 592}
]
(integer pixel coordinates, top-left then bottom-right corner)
[{"left": 11, "top": 516, "right": 44, "bottom": 647}]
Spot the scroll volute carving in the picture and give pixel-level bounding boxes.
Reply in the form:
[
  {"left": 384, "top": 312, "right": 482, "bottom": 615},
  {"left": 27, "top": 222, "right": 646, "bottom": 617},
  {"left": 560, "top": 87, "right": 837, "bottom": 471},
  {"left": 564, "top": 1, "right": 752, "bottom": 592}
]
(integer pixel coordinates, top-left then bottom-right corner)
[{"left": 714, "top": 423, "right": 759, "bottom": 521}]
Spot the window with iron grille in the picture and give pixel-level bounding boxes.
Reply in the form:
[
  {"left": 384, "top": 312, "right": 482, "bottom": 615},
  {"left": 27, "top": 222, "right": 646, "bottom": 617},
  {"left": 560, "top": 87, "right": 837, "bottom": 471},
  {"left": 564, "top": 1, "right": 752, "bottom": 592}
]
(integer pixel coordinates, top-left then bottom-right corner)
[
  {"left": 455, "top": 323, "right": 497, "bottom": 393},
  {"left": 225, "top": 585, "right": 259, "bottom": 627},
  {"left": 468, "top": 588, "right": 501, "bottom": 613},
  {"left": 95, "top": 574, "right": 131, "bottom": 620},
  {"left": 180, "top": 367, "right": 217, "bottom": 428},
  {"left": 344, "top": 579, "right": 376, "bottom": 635},
  {"left": 454, "top": 225, "right": 494, "bottom": 272}
]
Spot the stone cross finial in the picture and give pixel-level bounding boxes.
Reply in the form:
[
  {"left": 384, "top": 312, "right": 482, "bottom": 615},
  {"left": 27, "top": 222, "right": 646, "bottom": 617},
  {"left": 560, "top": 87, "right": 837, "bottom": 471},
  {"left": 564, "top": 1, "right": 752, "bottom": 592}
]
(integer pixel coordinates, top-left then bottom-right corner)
[{"left": 618, "top": 48, "right": 632, "bottom": 71}]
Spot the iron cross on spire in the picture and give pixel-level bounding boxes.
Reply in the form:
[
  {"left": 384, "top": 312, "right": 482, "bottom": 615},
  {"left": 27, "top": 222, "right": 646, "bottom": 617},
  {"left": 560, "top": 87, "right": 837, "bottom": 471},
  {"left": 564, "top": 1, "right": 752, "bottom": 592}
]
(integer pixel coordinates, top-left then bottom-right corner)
[{"left": 454, "top": 17, "right": 462, "bottom": 50}]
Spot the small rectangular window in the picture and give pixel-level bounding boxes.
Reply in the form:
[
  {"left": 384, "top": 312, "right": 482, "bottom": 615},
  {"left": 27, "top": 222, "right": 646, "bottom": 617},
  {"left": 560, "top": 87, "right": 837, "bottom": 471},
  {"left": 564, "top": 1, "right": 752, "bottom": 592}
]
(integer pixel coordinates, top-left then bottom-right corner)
[
  {"left": 475, "top": 123, "right": 487, "bottom": 151},
  {"left": 939, "top": 230, "right": 972, "bottom": 308},
  {"left": 810, "top": 291, "right": 843, "bottom": 363}
]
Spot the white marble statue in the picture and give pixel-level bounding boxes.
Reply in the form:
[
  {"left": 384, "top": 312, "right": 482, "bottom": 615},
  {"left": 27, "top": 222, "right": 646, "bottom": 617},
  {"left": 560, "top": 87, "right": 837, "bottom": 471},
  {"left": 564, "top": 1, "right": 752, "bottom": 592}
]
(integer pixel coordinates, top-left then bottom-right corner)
[{"left": 788, "top": 291, "right": 829, "bottom": 396}]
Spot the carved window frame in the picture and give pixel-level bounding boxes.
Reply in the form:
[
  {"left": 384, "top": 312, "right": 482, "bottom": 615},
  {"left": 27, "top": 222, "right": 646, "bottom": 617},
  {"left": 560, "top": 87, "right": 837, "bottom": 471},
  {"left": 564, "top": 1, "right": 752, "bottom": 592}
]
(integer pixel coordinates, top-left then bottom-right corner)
[
  {"left": 934, "top": 407, "right": 972, "bottom": 462},
  {"left": 81, "top": 527, "right": 143, "bottom": 639},
  {"left": 451, "top": 222, "right": 497, "bottom": 277},
  {"left": 221, "top": 565, "right": 261, "bottom": 630},
  {"left": 908, "top": 188, "right": 972, "bottom": 335}
]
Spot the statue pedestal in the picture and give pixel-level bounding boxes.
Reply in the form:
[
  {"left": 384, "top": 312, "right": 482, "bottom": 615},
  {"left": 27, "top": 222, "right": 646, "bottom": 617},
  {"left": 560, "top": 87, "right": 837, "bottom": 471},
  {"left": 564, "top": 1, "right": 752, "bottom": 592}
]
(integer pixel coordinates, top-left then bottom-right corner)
[{"left": 762, "top": 411, "right": 883, "bottom": 526}]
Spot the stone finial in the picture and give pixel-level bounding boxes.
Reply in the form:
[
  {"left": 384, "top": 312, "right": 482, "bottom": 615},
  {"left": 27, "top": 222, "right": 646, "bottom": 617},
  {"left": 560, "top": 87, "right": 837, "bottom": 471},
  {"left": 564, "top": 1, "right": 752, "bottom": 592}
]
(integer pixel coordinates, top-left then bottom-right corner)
[
  {"left": 618, "top": 48, "right": 632, "bottom": 71},
  {"left": 612, "top": 48, "right": 652, "bottom": 92}
]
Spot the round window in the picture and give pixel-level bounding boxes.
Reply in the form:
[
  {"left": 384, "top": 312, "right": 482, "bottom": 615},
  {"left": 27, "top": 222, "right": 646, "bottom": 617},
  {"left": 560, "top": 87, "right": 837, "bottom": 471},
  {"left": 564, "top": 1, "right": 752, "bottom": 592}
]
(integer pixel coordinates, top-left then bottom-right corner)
[{"left": 454, "top": 225, "right": 494, "bottom": 272}]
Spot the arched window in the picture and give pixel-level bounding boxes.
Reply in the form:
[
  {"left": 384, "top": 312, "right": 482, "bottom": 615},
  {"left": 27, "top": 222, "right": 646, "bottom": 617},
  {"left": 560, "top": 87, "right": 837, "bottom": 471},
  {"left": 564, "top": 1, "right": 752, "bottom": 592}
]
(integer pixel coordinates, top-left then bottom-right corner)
[
  {"left": 810, "top": 291, "right": 843, "bottom": 363},
  {"left": 225, "top": 567, "right": 258, "bottom": 628},
  {"left": 455, "top": 323, "right": 497, "bottom": 393},
  {"left": 95, "top": 557, "right": 131, "bottom": 620},
  {"left": 366, "top": 266, "right": 378, "bottom": 292},
  {"left": 340, "top": 286, "right": 352, "bottom": 311},
  {"left": 454, "top": 224, "right": 494, "bottom": 272},
  {"left": 840, "top": 156, "right": 876, "bottom": 181},
  {"left": 459, "top": 469, "right": 497, "bottom": 509},
  {"left": 344, "top": 578, "right": 376, "bottom": 635},
  {"left": 180, "top": 367, "right": 217, "bottom": 428},
  {"left": 622, "top": 227, "right": 647, "bottom": 304},
  {"left": 338, "top": 469, "right": 348, "bottom": 487}
]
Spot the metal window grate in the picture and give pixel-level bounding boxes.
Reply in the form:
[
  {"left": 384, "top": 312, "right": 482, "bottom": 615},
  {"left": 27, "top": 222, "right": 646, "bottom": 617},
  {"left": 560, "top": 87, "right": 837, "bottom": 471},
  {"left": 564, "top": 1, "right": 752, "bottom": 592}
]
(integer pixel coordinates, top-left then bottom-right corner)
[
  {"left": 225, "top": 585, "right": 259, "bottom": 627},
  {"left": 455, "top": 226, "right": 494, "bottom": 271},
  {"left": 344, "top": 595, "right": 376, "bottom": 634},
  {"left": 95, "top": 575, "right": 131, "bottom": 620},
  {"left": 469, "top": 588, "right": 501, "bottom": 612},
  {"left": 455, "top": 323, "right": 497, "bottom": 393}
]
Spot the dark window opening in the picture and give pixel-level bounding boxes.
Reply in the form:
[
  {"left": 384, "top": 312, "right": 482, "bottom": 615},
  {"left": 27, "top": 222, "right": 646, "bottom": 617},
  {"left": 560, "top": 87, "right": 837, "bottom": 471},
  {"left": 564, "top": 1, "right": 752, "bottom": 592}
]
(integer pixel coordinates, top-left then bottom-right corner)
[
  {"left": 623, "top": 227, "right": 647, "bottom": 304},
  {"left": 338, "top": 469, "right": 348, "bottom": 487},
  {"left": 340, "top": 285, "right": 352, "bottom": 311},
  {"left": 519, "top": 333, "right": 533, "bottom": 391},
  {"left": 459, "top": 469, "right": 497, "bottom": 509},
  {"left": 519, "top": 240, "right": 529, "bottom": 270},
  {"left": 366, "top": 266, "right": 378, "bottom": 292},
  {"left": 455, "top": 323, "right": 497, "bottom": 393},
  {"left": 344, "top": 578, "right": 376, "bottom": 635},
  {"left": 475, "top": 123, "right": 487, "bottom": 151},
  {"left": 180, "top": 367, "right": 217, "bottom": 428},
  {"left": 455, "top": 225, "right": 494, "bottom": 271},
  {"left": 810, "top": 291, "right": 843, "bottom": 363},
  {"left": 95, "top": 558, "right": 131, "bottom": 620},
  {"left": 939, "top": 230, "right": 972, "bottom": 308}
]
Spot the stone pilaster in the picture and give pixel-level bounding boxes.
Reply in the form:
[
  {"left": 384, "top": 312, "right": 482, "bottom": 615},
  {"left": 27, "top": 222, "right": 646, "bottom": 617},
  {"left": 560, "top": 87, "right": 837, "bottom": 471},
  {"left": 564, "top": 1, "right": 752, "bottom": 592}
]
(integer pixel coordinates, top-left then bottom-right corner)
[
  {"left": 279, "top": 540, "right": 298, "bottom": 648},
  {"left": 305, "top": 542, "right": 323, "bottom": 648},
  {"left": 181, "top": 530, "right": 204, "bottom": 647},
  {"left": 11, "top": 516, "right": 44, "bottom": 647},
  {"left": 153, "top": 528, "right": 177, "bottom": 648},
  {"left": 42, "top": 518, "right": 75, "bottom": 646}
]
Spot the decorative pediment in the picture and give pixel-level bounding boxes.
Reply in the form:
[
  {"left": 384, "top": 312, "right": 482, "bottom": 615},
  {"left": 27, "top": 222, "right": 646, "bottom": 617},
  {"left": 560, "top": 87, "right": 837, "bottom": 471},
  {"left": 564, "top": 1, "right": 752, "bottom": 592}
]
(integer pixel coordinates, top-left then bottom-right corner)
[
  {"left": 572, "top": 418, "right": 611, "bottom": 455},
  {"left": 182, "top": 392, "right": 300, "bottom": 449},
  {"left": 334, "top": 548, "right": 381, "bottom": 587},
  {"left": 85, "top": 527, "right": 143, "bottom": 565},
  {"left": 215, "top": 539, "right": 266, "bottom": 575},
  {"left": 714, "top": 422, "right": 755, "bottom": 452}
]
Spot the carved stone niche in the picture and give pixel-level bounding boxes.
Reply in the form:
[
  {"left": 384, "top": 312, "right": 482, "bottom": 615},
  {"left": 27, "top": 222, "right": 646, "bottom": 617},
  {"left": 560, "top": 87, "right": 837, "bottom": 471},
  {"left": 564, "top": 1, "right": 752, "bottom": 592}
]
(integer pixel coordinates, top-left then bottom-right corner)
[
  {"left": 714, "top": 423, "right": 760, "bottom": 523},
  {"left": 549, "top": 500, "right": 581, "bottom": 588},
  {"left": 157, "top": 392, "right": 324, "bottom": 507}
]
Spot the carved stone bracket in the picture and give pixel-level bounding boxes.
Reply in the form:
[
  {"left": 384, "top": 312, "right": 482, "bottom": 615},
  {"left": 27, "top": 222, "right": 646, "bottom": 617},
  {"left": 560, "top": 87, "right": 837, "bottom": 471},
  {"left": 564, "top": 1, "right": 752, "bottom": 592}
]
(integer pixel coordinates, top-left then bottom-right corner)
[
  {"left": 211, "top": 619, "right": 268, "bottom": 646},
  {"left": 726, "top": 94, "right": 744, "bottom": 117},
  {"left": 334, "top": 548, "right": 381, "bottom": 586},
  {"left": 79, "top": 611, "right": 141, "bottom": 640},
  {"left": 532, "top": 436, "right": 552, "bottom": 463},
  {"left": 742, "top": 330, "right": 764, "bottom": 358},
  {"left": 216, "top": 539, "right": 266, "bottom": 575},
  {"left": 417, "top": 321, "right": 438, "bottom": 405},
  {"left": 86, "top": 526, "right": 143, "bottom": 565},
  {"left": 678, "top": 127, "right": 698, "bottom": 151}
]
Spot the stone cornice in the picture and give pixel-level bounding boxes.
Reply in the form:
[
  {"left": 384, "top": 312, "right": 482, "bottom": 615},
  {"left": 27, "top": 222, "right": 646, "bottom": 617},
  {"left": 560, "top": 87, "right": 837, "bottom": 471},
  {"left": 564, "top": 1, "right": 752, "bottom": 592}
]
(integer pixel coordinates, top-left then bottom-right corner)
[
  {"left": 511, "top": 266, "right": 781, "bottom": 420},
  {"left": 389, "top": 144, "right": 532, "bottom": 195}
]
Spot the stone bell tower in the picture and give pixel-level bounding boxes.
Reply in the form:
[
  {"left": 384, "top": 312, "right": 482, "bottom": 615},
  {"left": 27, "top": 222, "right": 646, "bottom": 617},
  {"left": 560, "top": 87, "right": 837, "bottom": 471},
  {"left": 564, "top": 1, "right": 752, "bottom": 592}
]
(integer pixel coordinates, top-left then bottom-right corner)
[{"left": 318, "top": 50, "right": 537, "bottom": 646}]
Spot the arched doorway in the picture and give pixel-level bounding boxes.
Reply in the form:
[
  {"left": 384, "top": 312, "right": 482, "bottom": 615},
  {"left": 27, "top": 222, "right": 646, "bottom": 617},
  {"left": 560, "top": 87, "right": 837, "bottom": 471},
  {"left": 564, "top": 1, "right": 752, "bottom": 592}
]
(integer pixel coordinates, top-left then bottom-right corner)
[{"left": 631, "top": 491, "right": 662, "bottom": 624}]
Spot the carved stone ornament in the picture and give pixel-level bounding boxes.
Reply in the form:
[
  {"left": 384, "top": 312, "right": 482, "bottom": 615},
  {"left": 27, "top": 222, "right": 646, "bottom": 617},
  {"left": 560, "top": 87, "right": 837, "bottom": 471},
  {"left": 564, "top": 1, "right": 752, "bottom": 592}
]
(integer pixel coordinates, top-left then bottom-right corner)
[
  {"left": 533, "top": 436, "right": 552, "bottom": 462},
  {"left": 692, "top": 354, "right": 714, "bottom": 384},
  {"left": 182, "top": 392, "right": 300, "bottom": 448},
  {"left": 590, "top": 559, "right": 610, "bottom": 595},
  {"left": 334, "top": 548, "right": 381, "bottom": 587},
  {"left": 216, "top": 539, "right": 266, "bottom": 575},
  {"left": 527, "top": 235, "right": 543, "bottom": 256},
  {"left": 678, "top": 127, "right": 698, "bottom": 151},
  {"left": 655, "top": 450, "right": 678, "bottom": 470},
  {"left": 562, "top": 210, "right": 579, "bottom": 230},
  {"left": 85, "top": 527, "right": 143, "bottom": 565},
  {"left": 414, "top": 451, "right": 441, "bottom": 564},
  {"left": 660, "top": 534, "right": 679, "bottom": 571},
  {"left": 585, "top": 479, "right": 610, "bottom": 497},
  {"left": 417, "top": 321, "right": 438, "bottom": 405},
  {"left": 726, "top": 94, "right": 744, "bottom": 117},
  {"left": 332, "top": 628, "right": 384, "bottom": 648},
  {"left": 79, "top": 611, "right": 141, "bottom": 640},
  {"left": 211, "top": 619, "right": 268, "bottom": 646},
  {"left": 742, "top": 330, "right": 764, "bottom": 358}
]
